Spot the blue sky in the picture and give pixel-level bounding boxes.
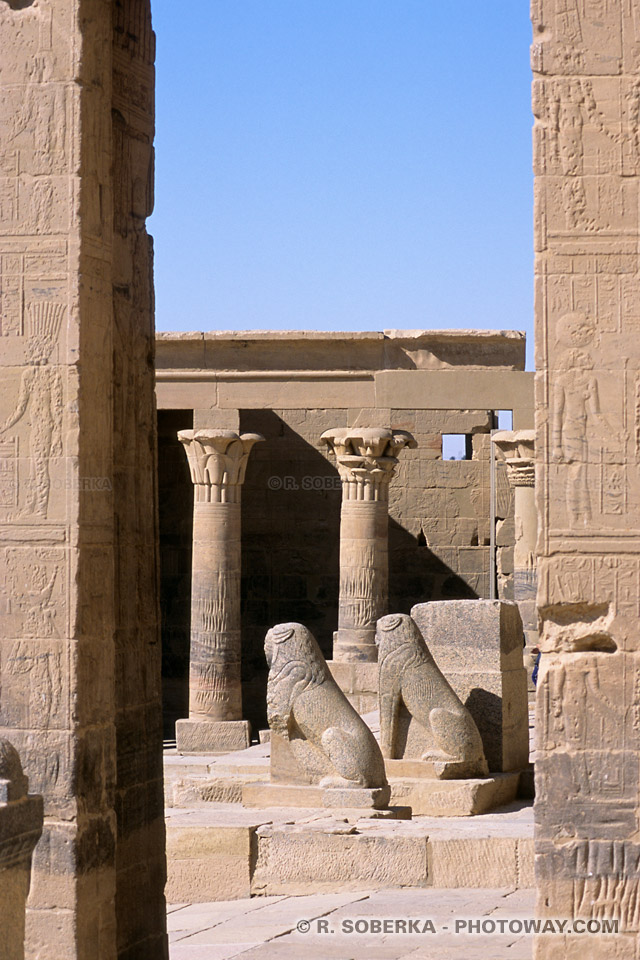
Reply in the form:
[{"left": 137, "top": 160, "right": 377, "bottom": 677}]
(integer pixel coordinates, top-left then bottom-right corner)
[{"left": 150, "top": 1, "right": 534, "bottom": 369}]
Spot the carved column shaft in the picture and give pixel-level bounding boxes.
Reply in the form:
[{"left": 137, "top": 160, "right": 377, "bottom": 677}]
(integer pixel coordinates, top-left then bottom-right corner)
[
  {"left": 176, "top": 429, "right": 263, "bottom": 751},
  {"left": 190, "top": 501, "right": 242, "bottom": 721},
  {"left": 339, "top": 498, "right": 389, "bottom": 655},
  {"left": 322, "top": 429, "right": 416, "bottom": 662},
  {"left": 493, "top": 431, "right": 537, "bottom": 668}
]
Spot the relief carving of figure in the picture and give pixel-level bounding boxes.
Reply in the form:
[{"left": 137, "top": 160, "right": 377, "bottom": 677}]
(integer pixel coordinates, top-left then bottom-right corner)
[
  {"left": 265, "top": 622, "right": 387, "bottom": 789},
  {"left": 376, "top": 613, "right": 488, "bottom": 779},
  {"left": 551, "top": 312, "right": 618, "bottom": 527},
  {"left": 0, "top": 306, "right": 63, "bottom": 518}
]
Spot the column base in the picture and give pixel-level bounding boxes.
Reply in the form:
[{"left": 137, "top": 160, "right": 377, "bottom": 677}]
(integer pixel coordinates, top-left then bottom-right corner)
[
  {"left": 332, "top": 643, "right": 378, "bottom": 663},
  {"left": 176, "top": 719, "right": 251, "bottom": 754},
  {"left": 332, "top": 630, "right": 378, "bottom": 663}
]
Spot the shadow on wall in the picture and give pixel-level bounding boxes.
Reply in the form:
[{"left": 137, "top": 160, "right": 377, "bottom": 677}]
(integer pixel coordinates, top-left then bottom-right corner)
[
  {"left": 389, "top": 516, "right": 480, "bottom": 615},
  {"left": 158, "top": 409, "right": 193, "bottom": 739}
]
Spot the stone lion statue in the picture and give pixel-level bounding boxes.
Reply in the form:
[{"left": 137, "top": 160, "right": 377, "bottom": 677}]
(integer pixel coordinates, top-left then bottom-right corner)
[
  {"left": 376, "top": 613, "right": 488, "bottom": 779},
  {"left": 0, "top": 738, "right": 28, "bottom": 802},
  {"left": 265, "top": 622, "right": 387, "bottom": 789}
]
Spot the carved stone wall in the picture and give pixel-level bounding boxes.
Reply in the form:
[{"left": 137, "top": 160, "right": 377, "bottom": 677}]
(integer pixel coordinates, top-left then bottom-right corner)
[
  {"left": 0, "top": 2, "right": 166, "bottom": 958},
  {"left": 533, "top": 1, "right": 640, "bottom": 954}
]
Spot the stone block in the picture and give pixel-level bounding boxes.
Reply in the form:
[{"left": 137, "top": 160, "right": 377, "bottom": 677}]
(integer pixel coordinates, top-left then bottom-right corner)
[
  {"left": 498, "top": 546, "right": 514, "bottom": 576},
  {"left": 496, "top": 516, "right": 515, "bottom": 547},
  {"left": 251, "top": 824, "right": 428, "bottom": 895},
  {"left": 176, "top": 720, "right": 251, "bottom": 754},
  {"left": 412, "top": 600, "right": 528, "bottom": 772},
  {"left": 428, "top": 836, "right": 533, "bottom": 889},
  {"left": 166, "top": 824, "right": 255, "bottom": 902},
  {"left": 242, "top": 781, "right": 394, "bottom": 813},
  {"left": 327, "top": 661, "right": 378, "bottom": 698},
  {"left": 172, "top": 777, "right": 245, "bottom": 806},
  {"left": 387, "top": 770, "right": 520, "bottom": 816}
]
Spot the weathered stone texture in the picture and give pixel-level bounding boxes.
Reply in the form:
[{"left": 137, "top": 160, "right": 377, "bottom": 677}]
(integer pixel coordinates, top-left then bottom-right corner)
[
  {"left": 376, "top": 613, "right": 488, "bottom": 779},
  {"left": 411, "top": 601, "right": 528, "bottom": 773},
  {"left": 0, "top": 2, "right": 166, "bottom": 957},
  {"left": 533, "top": 0, "right": 640, "bottom": 953},
  {"left": 265, "top": 622, "right": 388, "bottom": 795}
]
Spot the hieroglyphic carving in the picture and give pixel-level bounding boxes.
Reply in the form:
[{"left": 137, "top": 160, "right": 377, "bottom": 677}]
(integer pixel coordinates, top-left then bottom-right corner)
[
  {"left": 0, "top": 438, "right": 18, "bottom": 507},
  {"left": 532, "top": 0, "right": 624, "bottom": 76},
  {"left": 540, "top": 555, "right": 640, "bottom": 624},
  {"left": 0, "top": 639, "right": 66, "bottom": 729},
  {"left": 550, "top": 312, "right": 620, "bottom": 529},
  {"left": 0, "top": 303, "right": 63, "bottom": 518},
  {"left": 535, "top": 3, "right": 640, "bottom": 945},
  {"left": 1, "top": 546, "right": 64, "bottom": 639}
]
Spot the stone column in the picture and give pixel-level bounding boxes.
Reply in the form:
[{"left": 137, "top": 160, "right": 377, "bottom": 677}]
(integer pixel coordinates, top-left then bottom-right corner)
[
  {"left": 322, "top": 428, "right": 416, "bottom": 662},
  {"left": 0, "top": 741, "right": 43, "bottom": 960},
  {"left": 176, "top": 429, "right": 264, "bottom": 753},
  {"left": 532, "top": 3, "right": 640, "bottom": 956},
  {"left": 492, "top": 431, "right": 537, "bottom": 660}
]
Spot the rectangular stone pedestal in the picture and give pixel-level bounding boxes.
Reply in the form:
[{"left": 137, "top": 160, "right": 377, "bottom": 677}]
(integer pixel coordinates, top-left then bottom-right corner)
[
  {"left": 176, "top": 719, "right": 251, "bottom": 754},
  {"left": 242, "top": 781, "right": 404, "bottom": 817},
  {"left": 387, "top": 769, "right": 520, "bottom": 816}
]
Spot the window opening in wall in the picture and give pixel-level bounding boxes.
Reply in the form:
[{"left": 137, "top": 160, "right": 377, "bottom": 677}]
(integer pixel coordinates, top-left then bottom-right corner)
[
  {"left": 442, "top": 434, "right": 472, "bottom": 460},
  {"left": 496, "top": 409, "right": 513, "bottom": 430}
]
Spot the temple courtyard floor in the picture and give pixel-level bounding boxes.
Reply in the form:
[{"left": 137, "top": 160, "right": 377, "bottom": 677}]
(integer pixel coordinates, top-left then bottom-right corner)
[{"left": 168, "top": 887, "right": 535, "bottom": 959}]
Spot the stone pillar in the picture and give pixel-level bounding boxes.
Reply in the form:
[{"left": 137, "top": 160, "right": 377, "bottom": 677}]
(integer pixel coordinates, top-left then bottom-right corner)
[
  {"left": 176, "top": 429, "right": 264, "bottom": 753},
  {"left": 532, "top": 3, "right": 640, "bottom": 955},
  {"left": 492, "top": 431, "right": 538, "bottom": 664},
  {"left": 0, "top": 3, "right": 167, "bottom": 958},
  {"left": 322, "top": 428, "right": 416, "bottom": 662},
  {"left": 0, "top": 741, "right": 42, "bottom": 960}
]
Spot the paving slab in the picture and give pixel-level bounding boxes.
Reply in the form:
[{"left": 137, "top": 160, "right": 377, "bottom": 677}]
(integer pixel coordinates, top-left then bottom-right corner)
[{"left": 168, "top": 888, "right": 536, "bottom": 960}]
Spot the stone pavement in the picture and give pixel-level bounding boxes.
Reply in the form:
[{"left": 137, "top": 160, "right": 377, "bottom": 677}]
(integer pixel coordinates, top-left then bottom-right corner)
[{"left": 169, "top": 887, "right": 534, "bottom": 959}]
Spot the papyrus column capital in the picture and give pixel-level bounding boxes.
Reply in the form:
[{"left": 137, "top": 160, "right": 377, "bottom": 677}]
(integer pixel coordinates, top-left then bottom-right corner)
[
  {"left": 321, "top": 428, "right": 416, "bottom": 502},
  {"left": 178, "top": 429, "right": 264, "bottom": 503},
  {"left": 323, "top": 427, "right": 417, "bottom": 661},
  {"left": 492, "top": 430, "right": 535, "bottom": 489}
]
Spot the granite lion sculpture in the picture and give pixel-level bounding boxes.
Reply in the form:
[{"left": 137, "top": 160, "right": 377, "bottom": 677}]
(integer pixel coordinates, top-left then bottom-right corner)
[
  {"left": 265, "top": 622, "right": 387, "bottom": 789},
  {"left": 376, "top": 613, "right": 488, "bottom": 779}
]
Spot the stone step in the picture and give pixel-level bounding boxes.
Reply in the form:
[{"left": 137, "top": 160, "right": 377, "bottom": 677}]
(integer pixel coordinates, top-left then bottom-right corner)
[{"left": 165, "top": 800, "right": 534, "bottom": 903}]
